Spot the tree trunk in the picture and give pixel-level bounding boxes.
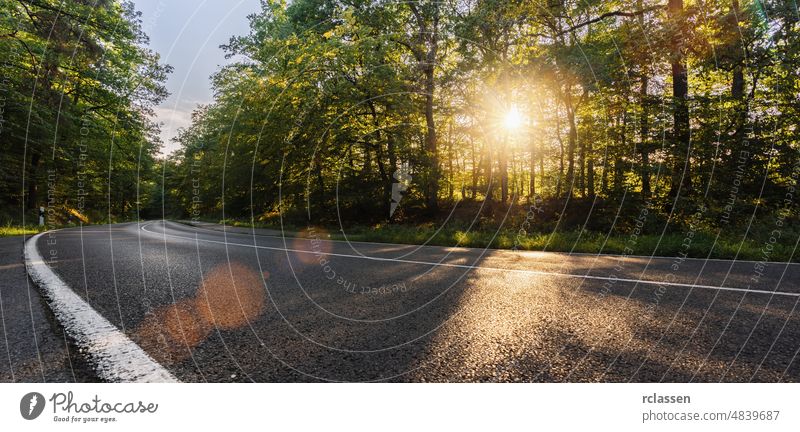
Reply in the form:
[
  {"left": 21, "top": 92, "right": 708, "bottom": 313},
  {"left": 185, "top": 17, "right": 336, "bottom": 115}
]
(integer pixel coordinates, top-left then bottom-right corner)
[
  {"left": 668, "top": 0, "right": 692, "bottom": 197},
  {"left": 486, "top": 142, "right": 494, "bottom": 202},
  {"left": 564, "top": 102, "right": 577, "bottom": 198},
  {"left": 448, "top": 131, "right": 454, "bottom": 201},
  {"left": 500, "top": 136, "right": 508, "bottom": 203},
  {"left": 556, "top": 109, "right": 565, "bottom": 198},
  {"left": 424, "top": 72, "right": 438, "bottom": 211},
  {"left": 471, "top": 136, "right": 479, "bottom": 200},
  {"left": 731, "top": 0, "right": 745, "bottom": 99},
  {"left": 406, "top": 2, "right": 440, "bottom": 213},
  {"left": 732, "top": 67, "right": 744, "bottom": 100},
  {"left": 529, "top": 134, "right": 536, "bottom": 198},
  {"left": 539, "top": 149, "right": 545, "bottom": 197},
  {"left": 639, "top": 76, "right": 651, "bottom": 197},
  {"left": 731, "top": 0, "right": 747, "bottom": 154},
  {"left": 27, "top": 152, "right": 40, "bottom": 211},
  {"left": 601, "top": 139, "right": 609, "bottom": 195},
  {"left": 614, "top": 111, "right": 627, "bottom": 192},
  {"left": 387, "top": 134, "right": 398, "bottom": 218},
  {"left": 423, "top": 7, "right": 440, "bottom": 213},
  {"left": 579, "top": 124, "right": 586, "bottom": 197},
  {"left": 636, "top": 0, "right": 652, "bottom": 198},
  {"left": 314, "top": 152, "right": 326, "bottom": 215},
  {"left": 587, "top": 132, "right": 595, "bottom": 198}
]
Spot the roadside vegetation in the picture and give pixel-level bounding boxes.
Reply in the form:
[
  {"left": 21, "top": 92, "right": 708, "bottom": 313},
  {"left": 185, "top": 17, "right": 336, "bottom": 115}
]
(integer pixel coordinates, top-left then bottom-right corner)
[
  {"left": 163, "top": 0, "right": 799, "bottom": 263},
  {"left": 213, "top": 207, "right": 800, "bottom": 262},
  {"left": 0, "top": 223, "right": 44, "bottom": 238},
  {"left": 2, "top": 1, "right": 798, "bottom": 262}
]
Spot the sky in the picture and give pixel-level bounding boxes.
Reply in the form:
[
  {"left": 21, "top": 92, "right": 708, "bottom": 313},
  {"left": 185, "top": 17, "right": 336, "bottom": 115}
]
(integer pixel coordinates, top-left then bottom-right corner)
[{"left": 132, "top": 0, "right": 262, "bottom": 154}]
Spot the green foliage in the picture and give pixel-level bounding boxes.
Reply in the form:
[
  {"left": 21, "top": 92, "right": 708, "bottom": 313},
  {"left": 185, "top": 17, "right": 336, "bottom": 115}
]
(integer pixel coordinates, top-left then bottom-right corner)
[
  {"left": 5, "top": 0, "right": 793, "bottom": 257},
  {"left": 164, "top": 1, "right": 799, "bottom": 243},
  {"left": 0, "top": 223, "right": 44, "bottom": 237},
  {"left": 0, "top": 0, "right": 169, "bottom": 223}
]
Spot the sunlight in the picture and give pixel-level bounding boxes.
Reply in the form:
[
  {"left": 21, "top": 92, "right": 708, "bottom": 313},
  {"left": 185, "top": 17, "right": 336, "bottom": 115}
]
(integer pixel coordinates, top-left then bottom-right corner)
[{"left": 503, "top": 105, "right": 524, "bottom": 132}]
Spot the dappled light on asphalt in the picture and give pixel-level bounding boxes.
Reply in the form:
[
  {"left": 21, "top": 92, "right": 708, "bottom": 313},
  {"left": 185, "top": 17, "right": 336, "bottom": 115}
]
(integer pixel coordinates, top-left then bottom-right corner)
[
  {"left": 414, "top": 270, "right": 560, "bottom": 381},
  {"left": 412, "top": 264, "right": 800, "bottom": 382},
  {"left": 132, "top": 262, "right": 267, "bottom": 364},
  {"left": 413, "top": 270, "right": 640, "bottom": 382}
]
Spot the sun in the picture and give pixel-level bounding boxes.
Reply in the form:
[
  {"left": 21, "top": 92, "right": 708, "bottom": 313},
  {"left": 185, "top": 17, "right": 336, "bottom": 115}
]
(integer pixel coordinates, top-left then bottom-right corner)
[{"left": 503, "top": 105, "right": 524, "bottom": 131}]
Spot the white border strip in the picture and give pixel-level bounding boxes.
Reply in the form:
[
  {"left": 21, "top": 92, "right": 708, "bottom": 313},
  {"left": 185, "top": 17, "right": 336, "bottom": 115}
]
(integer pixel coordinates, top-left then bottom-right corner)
[
  {"left": 24, "top": 232, "right": 179, "bottom": 383},
  {"left": 176, "top": 220, "right": 800, "bottom": 266},
  {"left": 144, "top": 222, "right": 800, "bottom": 298}
]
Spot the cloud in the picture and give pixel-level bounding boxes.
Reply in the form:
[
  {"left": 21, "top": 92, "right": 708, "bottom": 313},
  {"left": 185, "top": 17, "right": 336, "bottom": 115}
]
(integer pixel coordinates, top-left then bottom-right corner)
[{"left": 153, "top": 105, "right": 194, "bottom": 154}]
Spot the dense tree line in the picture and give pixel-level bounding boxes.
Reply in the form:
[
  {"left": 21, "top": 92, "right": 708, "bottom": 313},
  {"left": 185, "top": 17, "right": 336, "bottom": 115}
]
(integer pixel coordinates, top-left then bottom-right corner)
[
  {"left": 6, "top": 0, "right": 794, "bottom": 235},
  {"left": 0, "top": 0, "right": 169, "bottom": 223},
  {"left": 164, "top": 0, "right": 800, "bottom": 232}
]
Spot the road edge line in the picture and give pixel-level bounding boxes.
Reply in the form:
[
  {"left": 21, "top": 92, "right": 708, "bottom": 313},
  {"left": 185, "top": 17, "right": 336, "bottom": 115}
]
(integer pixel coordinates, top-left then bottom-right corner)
[
  {"left": 24, "top": 232, "right": 180, "bottom": 383},
  {"left": 171, "top": 220, "right": 799, "bottom": 266},
  {"left": 143, "top": 222, "right": 800, "bottom": 298}
]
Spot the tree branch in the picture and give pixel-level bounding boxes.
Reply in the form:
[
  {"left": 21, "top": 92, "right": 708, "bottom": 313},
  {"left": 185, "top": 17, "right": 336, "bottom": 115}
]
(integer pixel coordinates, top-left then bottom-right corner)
[
  {"left": 530, "top": 5, "right": 666, "bottom": 39},
  {"left": 563, "top": 6, "right": 665, "bottom": 34}
]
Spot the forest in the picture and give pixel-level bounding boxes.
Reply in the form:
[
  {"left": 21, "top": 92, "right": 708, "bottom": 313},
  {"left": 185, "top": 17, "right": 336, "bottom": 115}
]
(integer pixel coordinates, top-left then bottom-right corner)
[
  {"left": 2, "top": 0, "right": 800, "bottom": 259},
  {"left": 1, "top": 0, "right": 168, "bottom": 224}
]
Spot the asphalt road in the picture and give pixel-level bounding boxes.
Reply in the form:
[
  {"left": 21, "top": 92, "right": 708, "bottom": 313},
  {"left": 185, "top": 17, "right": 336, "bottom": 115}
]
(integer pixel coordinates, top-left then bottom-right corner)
[
  {"left": 17, "top": 220, "right": 800, "bottom": 382},
  {"left": 0, "top": 236, "right": 94, "bottom": 382}
]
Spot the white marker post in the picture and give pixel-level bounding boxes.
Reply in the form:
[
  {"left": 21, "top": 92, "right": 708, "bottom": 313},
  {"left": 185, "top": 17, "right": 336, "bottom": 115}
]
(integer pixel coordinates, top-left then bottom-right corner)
[{"left": 38, "top": 206, "right": 45, "bottom": 226}]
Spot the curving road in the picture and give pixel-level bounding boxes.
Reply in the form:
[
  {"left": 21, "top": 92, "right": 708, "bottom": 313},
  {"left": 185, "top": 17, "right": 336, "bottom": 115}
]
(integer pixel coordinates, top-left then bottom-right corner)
[{"left": 16, "top": 220, "right": 800, "bottom": 382}]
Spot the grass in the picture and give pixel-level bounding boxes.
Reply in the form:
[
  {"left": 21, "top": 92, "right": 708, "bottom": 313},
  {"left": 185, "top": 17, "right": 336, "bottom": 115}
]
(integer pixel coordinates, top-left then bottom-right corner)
[
  {"left": 0, "top": 223, "right": 46, "bottom": 237},
  {"left": 333, "top": 226, "right": 796, "bottom": 261},
  {"left": 4, "top": 214, "right": 793, "bottom": 261},
  {"left": 208, "top": 218, "right": 798, "bottom": 262}
]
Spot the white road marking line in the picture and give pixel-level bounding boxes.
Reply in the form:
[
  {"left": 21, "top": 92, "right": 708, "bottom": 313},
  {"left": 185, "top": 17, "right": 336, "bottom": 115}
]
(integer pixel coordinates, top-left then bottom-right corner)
[
  {"left": 143, "top": 222, "right": 800, "bottom": 298},
  {"left": 176, "top": 220, "right": 800, "bottom": 266},
  {"left": 24, "top": 232, "right": 179, "bottom": 383}
]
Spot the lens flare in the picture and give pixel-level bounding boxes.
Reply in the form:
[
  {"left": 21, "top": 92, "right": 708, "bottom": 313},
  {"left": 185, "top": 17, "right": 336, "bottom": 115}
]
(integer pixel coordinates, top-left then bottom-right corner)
[
  {"left": 132, "top": 262, "right": 267, "bottom": 364},
  {"left": 133, "top": 299, "right": 210, "bottom": 364},
  {"left": 293, "top": 227, "right": 331, "bottom": 265},
  {"left": 195, "top": 262, "right": 266, "bottom": 330}
]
